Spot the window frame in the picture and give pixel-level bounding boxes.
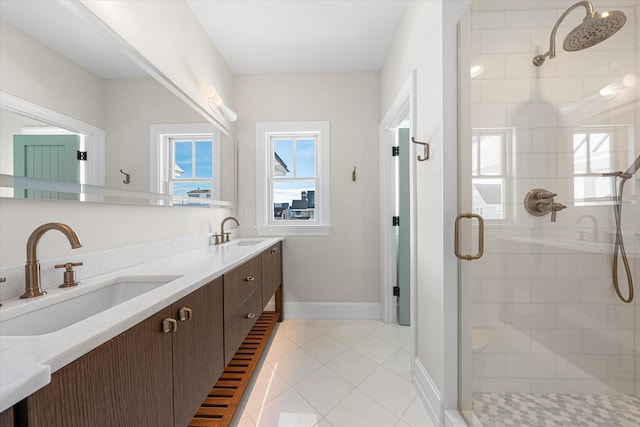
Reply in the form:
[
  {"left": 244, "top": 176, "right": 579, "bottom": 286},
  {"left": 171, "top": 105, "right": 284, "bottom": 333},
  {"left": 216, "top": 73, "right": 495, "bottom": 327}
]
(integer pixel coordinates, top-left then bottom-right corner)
[
  {"left": 256, "top": 121, "right": 331, "bottom": 236},
  {"left": 149, "top": 123, "right": 223, "bottom": 206}
]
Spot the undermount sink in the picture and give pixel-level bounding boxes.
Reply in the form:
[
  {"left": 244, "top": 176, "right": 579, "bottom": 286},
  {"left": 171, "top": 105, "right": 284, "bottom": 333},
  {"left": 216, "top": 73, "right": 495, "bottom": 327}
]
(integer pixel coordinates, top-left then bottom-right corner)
[
  {"left": 230, "top": 239, "right": 265, "bottom": 247},
  {"left": 0, "top": 276, "right": 180, "bottom": 336}
]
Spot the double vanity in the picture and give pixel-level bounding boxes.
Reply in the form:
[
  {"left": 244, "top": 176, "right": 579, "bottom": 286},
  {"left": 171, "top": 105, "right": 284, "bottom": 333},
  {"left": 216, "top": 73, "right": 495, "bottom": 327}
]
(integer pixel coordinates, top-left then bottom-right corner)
[{"left": 0, "top": 236, "right": 283, "bottom": 427}]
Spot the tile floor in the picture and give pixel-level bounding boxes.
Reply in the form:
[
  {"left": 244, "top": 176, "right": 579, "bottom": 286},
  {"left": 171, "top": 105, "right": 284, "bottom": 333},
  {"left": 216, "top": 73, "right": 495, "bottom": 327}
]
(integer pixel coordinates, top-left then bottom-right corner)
[
  {"left": 473, "top": 392, "right": 640, "bottom": 427},
  {"left": 234, "top": 319, "right": 434, "bottom": 427}
]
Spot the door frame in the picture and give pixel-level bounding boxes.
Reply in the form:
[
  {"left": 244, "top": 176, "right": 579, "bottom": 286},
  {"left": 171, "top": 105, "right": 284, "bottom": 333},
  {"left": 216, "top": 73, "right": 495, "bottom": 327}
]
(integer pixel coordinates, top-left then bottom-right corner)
[
  {"left": 379, "top": 71, "right": 417, "bottom": 335},
  {"left": 1, "top": 91, "right": 106, "bottom": 186}
]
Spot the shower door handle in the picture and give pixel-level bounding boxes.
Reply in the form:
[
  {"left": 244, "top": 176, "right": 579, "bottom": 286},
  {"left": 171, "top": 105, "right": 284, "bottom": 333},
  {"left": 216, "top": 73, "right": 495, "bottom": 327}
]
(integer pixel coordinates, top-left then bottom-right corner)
[{"left": 454, "top": 213, "right": 484, "bottom": 261}]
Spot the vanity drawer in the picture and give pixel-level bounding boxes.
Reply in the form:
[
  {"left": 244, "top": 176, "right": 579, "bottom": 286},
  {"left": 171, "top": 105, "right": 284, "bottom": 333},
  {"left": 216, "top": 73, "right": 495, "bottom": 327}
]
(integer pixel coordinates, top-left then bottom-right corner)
[
  {"left": 223, "top": 255, "right": 262, "bottom": 320},
  {"left": 223, "top": 286, "right": 262, "bottom": 365}
]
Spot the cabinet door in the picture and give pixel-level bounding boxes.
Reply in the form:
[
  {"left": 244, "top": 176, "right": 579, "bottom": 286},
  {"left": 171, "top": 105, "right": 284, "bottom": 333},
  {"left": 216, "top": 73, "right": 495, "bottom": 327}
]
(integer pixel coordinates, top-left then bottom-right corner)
[
  {"left": 223, "top": 256, "right": 262, "bottom": 319},
  {"left": 261, "top": 242, "right": 282, "bottom": 308},
  {"left": 171, "top": 278, "right": 224, "bottom": 427},
  {"left": 223, "top": 287, "right": 262, "bottom": 365},
  {"left": 0, "top": 407, "right": 13, "bottom": 427},
  {"left": 27, "top": 308, "right": 174, "bottom": 427}
]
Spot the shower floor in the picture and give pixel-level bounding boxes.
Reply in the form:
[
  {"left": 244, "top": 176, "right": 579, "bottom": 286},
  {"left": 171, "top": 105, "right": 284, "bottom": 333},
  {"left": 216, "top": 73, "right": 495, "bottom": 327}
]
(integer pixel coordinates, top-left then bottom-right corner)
[{"left": 472, "top": 393, "right": 640, "bottom": 427}]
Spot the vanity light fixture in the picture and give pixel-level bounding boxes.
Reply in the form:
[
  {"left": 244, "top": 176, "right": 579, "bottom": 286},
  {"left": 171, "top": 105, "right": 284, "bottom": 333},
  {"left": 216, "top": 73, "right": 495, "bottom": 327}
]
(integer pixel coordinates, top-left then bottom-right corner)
[{"left": 206, "top": 85, "right": 238, "bottom": 122}]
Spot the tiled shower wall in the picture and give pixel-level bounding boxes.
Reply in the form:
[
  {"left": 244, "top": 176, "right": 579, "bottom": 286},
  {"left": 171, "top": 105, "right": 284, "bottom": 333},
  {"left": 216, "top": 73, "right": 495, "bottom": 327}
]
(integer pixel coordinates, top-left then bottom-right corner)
[{"left": 469, "top": 1, "right": 639, "bottom": 396}]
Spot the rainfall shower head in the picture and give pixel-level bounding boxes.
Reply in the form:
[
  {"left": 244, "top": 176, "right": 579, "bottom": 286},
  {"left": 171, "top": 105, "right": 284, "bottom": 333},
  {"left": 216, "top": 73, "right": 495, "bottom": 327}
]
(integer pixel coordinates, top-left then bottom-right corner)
[{"left": 533, "top": 1, "right": 626, "bottom": 66}]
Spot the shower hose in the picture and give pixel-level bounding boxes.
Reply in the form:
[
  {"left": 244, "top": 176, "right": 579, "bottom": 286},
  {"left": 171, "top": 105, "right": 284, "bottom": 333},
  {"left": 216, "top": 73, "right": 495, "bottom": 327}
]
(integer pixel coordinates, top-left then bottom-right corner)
[{"left": 612, "top": 175, "right": 634, "bottom": 303}]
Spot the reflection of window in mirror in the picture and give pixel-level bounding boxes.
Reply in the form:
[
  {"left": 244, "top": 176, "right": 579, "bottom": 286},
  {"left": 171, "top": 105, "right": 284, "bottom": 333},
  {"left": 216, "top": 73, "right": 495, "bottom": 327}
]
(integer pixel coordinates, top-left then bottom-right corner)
[
  {"left": 572, "top": 126, "right": 631, "bottom": 206},
  {"left": 471, "top": 128, "right": 513, "bottom": 222},
  {"left": 149, "top": 124, "right": 221, "bottom": 206}
]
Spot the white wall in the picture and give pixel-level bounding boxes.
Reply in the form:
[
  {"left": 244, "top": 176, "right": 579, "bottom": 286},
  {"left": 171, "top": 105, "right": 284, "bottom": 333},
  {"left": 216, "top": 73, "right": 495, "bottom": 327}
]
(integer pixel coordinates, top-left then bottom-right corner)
[
  {"left": 381, "top": 0, "right": 471, "bottom": 423},
  {"left": 0, "top": 19, "right": 104, "bottom": 128},
  {"left": 103, "top": 78, "right": 209, "bottom": 191},
  {"left": 234, "top": 72, "right": 381, "bottom": 311}
]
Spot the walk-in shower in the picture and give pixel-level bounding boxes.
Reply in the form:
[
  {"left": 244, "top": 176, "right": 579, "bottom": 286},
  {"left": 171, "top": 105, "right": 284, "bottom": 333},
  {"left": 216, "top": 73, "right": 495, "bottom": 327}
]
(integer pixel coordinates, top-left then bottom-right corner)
[{"left": 460, "top": 1, "right": 639, "bottom": 425}]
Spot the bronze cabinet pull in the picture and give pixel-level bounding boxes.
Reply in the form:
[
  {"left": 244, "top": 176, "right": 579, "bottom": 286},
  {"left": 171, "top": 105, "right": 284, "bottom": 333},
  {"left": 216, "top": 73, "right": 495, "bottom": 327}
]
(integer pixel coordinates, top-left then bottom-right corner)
[
  {"left": 162, "top": 318, "right": 178, "bottom": 333},
  {"left": 178, "top": 307, "right": 192, "bottom": 321}
]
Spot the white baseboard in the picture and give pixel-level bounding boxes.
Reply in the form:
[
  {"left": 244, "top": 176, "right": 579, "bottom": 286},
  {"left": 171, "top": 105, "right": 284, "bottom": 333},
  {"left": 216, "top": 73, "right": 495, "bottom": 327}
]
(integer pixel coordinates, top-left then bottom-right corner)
[
  {"left": 283, "top": 302, "right": 381, "bottom": 320},
  {"left": 413, "top": 357, "right": 444, "bottom": 427}
]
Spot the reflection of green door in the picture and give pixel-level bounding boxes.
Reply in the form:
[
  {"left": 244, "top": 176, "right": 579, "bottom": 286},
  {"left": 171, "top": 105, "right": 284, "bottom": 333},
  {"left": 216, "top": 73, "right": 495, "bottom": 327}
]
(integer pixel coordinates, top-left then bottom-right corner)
[
  {"left": 13, "top": 135, "right": 81, "bottom": 199},
  {"left": 397, "top": 128, "right": 410, "bottom": 325}
]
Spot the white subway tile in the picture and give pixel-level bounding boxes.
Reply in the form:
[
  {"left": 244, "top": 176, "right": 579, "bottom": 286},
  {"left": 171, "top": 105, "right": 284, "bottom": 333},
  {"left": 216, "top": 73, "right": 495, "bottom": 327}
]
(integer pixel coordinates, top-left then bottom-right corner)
[
  {"left": 505, "top": 254, "right": 556, "bottom": 278},
  {"left": 479, "top": 279, "right": 531, "bottom": 303},
  {"left": 479, "top": 378, "right": 531, "bottom": 393},
  {"left": 506, "top": 53, "right": 557, "bottom": 78},
  {"left": 505, "top": 353, "right": 556, "bottom": 378},
  {"left": 472, "top": 11, "right": 505, "bottom": 29},
  {"left": 609, "top": 50, "right": 637, "bottom": 75},
  {"left": 473, "top": 303, "right": 505, "bottom": 328},
  {"left": 506, "top": 102, "right": 557, "bottom": 128},
  {"left": 556, "top": 354, "right": 607, "bottom": 379},
  {"left": 505, "top": 10, "right": 557, "bottom": 28},
  {"left": 558, "top": 101, "right": 611, "bottom": 126},
  {"left": 583, "top": 329, "right": 634, "bottom": 354},
  {"left": 606, "top": 355, "right": 635, "bottom": 380},
  {"left": 481, "top": 79, "right": 531, "bottom": 104},
  {"left": 556, "top": 51, "right": 610, "bottom": 76},
  {"left": 583, "top": 278, "right": 620, "bottom": 304},
  {"left": 481, "top": 28, "right": 532, "bottom": 54},
  {"left": 531, "top": 329, "right": 583, "bottom": 354},
  {"left": 529, "top": 128, "right": 573, "bottom": 153},
  {"left": 530, "top": 379, "right": 583, "bottom": 394},
  {"left": 504, "top": 304, "right": 556, "bottom": 328},
  {"left": 471, "top": 104, "right": 507, "bottom": 128},
  {"left": 532, "top": 77, "right": 584, "bottom": 102},
  {"left": 557, "top": 304, "right": 608, "bottom": 329},
  {"left": 607, "top": 305, "right": 635, "bottom": 329},
  {"left": 531, "top": 278, "right": 582, "bottom": 303},
  {"left": 472, "top": 353, "right": 506, "bottom": 377},
  {"left": 480, "top": 328, "right": 532, "bottom": 353},
  {"left": 471, "top": 54, "right": 506, "bottom": 79},
  {"left": 582, "top": 379, "right": 635, "bottom": 395}
]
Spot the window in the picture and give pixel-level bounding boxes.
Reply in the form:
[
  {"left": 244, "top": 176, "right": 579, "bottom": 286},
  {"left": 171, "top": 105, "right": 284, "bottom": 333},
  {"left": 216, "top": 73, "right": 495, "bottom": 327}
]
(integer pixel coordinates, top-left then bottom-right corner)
[
  {"left": 169, "top": 136, "right": 215, "bottom": 204},
  {"left": 471, "top": 128, "right": 513, "bottom": 221},
  {"left": 149, "top": 124, "right": 221, "bottom": 206},
  {"left": 256, "top": 121, "right": 331, "bottom": 236},
  {"left": 572, "top": 126, "right": 630, "bottom": 205}
]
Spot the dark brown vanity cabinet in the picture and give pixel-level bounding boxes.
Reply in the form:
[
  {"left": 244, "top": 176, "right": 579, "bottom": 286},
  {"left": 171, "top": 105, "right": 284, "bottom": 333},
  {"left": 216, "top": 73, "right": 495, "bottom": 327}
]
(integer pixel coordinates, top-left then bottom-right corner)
[
  {"left": 0, "top": 407, "right": 13, "bottom": 427},
  {"left": 222, "top": 256, "right": 262, "bottom": 365},
  {"left": 25, "top": 278, "right": 224, "bottom": 427},
  {"left": 261, "top": 242, "right": 283, "bottom": 318}
]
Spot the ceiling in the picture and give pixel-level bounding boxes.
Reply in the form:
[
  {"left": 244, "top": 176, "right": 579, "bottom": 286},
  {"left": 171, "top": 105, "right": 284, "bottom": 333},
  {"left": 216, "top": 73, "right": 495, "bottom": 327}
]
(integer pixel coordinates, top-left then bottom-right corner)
[{"left": 186, "top": 0, "right": 408, "bottom": 75}]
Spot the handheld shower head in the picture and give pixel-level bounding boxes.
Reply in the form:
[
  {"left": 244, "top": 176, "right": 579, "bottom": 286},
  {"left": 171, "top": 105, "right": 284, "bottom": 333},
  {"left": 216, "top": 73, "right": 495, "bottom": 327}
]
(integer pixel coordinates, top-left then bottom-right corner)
[
  {"left": 601, "top": 155, "right": 640, "bottom": 180},
  {"left": 625, "top": 154, "right": 640, "bottom": 177},
  {"left": 533, "top": 1, "right": 627, "bottom": 66}
]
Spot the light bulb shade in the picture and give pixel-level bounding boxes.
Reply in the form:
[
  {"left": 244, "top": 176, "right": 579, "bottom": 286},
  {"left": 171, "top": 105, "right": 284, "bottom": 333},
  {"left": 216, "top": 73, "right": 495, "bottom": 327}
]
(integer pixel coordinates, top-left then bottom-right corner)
[
  {"left": 220, "top": 104, "right": 238, "bottom": 122},
  {"left": 205, "top": 85, "right": 217, "bottom": 98}
]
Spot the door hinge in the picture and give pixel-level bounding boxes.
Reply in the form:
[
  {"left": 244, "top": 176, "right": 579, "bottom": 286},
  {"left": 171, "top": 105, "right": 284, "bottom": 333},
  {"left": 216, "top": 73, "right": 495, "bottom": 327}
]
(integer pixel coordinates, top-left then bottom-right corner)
[
  {"left": 393, "top": 286, "right": 400, "bottom": 296},
  {"left": 392, "top": 216, "right": 400, "bottom": 227},
  {"left": 392, "top": 146, "right": 399, "bottom": 157},
  {"left": 77, "top": 151, "right": 87, "bottom": 161}
]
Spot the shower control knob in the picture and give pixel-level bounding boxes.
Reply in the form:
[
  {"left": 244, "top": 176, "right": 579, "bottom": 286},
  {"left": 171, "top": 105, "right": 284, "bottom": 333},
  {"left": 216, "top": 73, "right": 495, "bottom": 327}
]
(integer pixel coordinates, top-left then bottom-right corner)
[{"left": 534, "top": 191, "right": 557, "bottom": 200}]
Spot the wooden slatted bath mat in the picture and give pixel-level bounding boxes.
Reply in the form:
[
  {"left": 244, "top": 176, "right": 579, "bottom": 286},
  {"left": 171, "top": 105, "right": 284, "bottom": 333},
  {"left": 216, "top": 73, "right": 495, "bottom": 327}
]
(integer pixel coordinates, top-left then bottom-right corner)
[{"left": 189, "top": 311, "right": 279, "bottom": 427}]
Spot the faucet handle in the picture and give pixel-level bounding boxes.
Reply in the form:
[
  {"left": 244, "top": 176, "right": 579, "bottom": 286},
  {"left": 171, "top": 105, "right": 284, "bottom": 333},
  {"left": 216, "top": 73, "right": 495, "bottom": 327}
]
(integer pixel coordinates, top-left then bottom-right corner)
[
  {"left": 212, "top": 233, "right": 221, "bottom": 245},
  {"left": 55, "top": 262, "right": 83, "bottom": 288},
  {"left": 0, "top": 277, "right": 5, "bottom": 283},
  {"left": 225, "top": 232, "right": 231, "bottom": 243}
]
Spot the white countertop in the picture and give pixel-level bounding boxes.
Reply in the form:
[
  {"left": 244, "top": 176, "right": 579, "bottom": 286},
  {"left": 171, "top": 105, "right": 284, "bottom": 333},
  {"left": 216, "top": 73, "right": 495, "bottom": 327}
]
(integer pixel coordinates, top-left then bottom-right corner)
[{"left": 0, "top": 237, "right": 282, "bottom": 413}]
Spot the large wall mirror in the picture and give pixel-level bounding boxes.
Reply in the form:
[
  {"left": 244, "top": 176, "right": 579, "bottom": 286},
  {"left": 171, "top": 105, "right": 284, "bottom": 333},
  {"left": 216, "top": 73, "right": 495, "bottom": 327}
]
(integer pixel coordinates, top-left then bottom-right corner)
[{"left": 0, "top": 1, "right": 236, "bottom": 207}]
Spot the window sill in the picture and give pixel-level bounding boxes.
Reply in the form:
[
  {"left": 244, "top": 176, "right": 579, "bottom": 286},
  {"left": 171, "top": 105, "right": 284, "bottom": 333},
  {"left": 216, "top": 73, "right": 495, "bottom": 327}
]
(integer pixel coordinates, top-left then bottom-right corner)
[{"left": 255, "top": 224, "right": 332, "bottom": 237}]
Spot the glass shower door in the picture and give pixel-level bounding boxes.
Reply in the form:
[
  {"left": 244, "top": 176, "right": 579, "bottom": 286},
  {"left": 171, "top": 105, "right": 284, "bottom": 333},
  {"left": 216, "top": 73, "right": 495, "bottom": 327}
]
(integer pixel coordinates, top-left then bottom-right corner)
[{"left": 458, "top": 1, "right": 639, "bottom": 425}]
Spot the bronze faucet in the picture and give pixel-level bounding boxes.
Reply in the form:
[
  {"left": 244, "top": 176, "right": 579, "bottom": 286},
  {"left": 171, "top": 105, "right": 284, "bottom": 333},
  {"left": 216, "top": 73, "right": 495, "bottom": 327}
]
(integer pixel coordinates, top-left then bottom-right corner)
[
  {"left": 22, "top": 223, "right": 82, "bottom": 299},
  {"left": 218, "top": 216, "right": 240, "bottom": 244}
]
